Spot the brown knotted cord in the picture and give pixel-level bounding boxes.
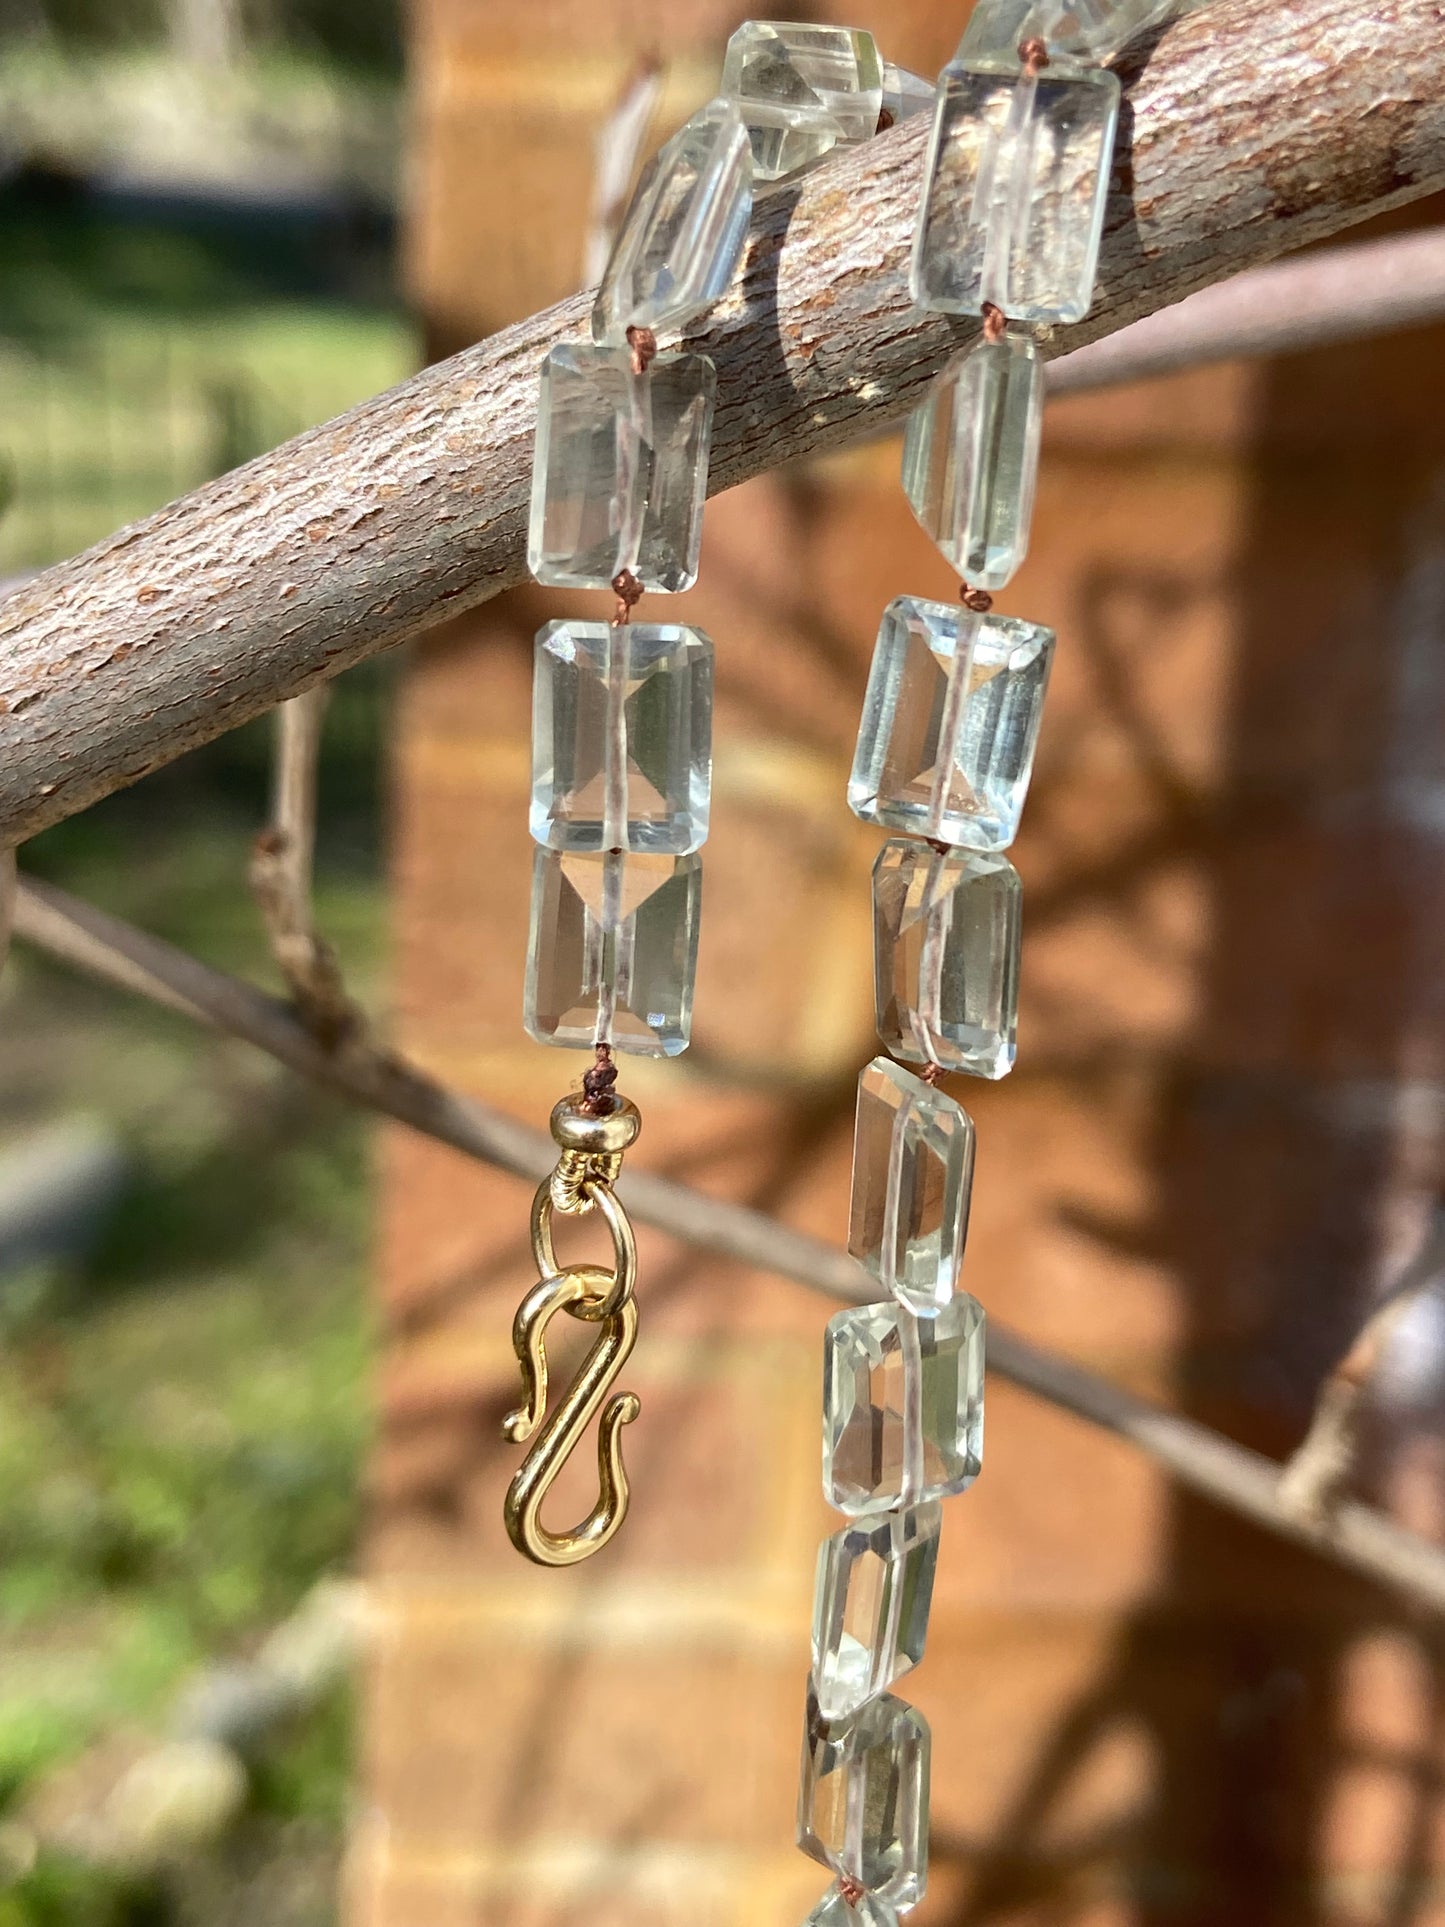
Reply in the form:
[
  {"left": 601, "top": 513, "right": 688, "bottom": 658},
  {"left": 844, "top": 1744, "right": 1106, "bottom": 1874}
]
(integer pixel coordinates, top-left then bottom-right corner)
[
  {"left": 580, "top": 1042, "right": 620, "bottom": 1115},
  {"left": 625, "top": 324, "right": 657, "bottom": 375},
  {"left": 1018, "top": 34, "right": 1050, "bottom": 72},
  {"left": 611, "top": 569, "right": 644, "bottom": 626}
]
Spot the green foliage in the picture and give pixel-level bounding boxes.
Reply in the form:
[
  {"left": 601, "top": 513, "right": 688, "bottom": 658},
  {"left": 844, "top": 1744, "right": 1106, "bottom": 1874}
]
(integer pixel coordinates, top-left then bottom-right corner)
[
  {"left": 0, "top": 190, "right": 413, "bottom": 573},
  {"left": 0, "top": 803, "right": 375, "bottom": 1922},
  {"left": 0, "top": 167, "right": 407, "bottom": 1922},
  {"left": 277, "top": 0, "right": 403, "bottom": 75},
  {"left": 8, "top": 2, "right": 403, "bottom": 75},
  {"left": 0, "top": 635, "right": 389, "bottom": 1790},
  {"left": 0, "top": 1859, "right": 165, "bottom": 1927},
  {"left": 251, "top": 1688, "right": 354, "bottom": 1828},
  {"left": 0, "top": 971, "right": 375, "bottom": 1768},
  {"left": 21, "top": 0, "right": 166, "bottom": 48}
]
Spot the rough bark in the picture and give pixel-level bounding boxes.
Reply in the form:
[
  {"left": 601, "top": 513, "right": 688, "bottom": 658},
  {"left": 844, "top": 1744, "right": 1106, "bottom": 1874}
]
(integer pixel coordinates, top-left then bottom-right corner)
[{"left": 1, "top": 0, "right": 1442, "bottom": 843}]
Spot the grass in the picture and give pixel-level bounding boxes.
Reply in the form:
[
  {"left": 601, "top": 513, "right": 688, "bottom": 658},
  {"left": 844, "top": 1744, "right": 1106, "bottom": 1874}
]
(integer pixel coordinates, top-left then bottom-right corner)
[
  {"left": 0, "top": 306, "right": 411, "bottom": 573},
  {"left": 0, "top": 785, "right": 384, "bottom": 1922},
  {"left": 0, "top": 159, "right": 412, "bottom": 574},
  {"left": 0, "top": 146, "right": 412, "bottom": 1923},
  {"left": 0, "top": 687, "right": 390, "bottom": 1922}
]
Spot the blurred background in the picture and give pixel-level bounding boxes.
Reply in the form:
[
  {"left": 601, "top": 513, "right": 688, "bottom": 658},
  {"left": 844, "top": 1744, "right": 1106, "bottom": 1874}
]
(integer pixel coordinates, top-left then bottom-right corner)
[
  {"left": 1, "top": 3, "right": 1443, "bottom": 1926},
  {"left": 0, "top": 0, "right": 405, "bottom": 1919}
]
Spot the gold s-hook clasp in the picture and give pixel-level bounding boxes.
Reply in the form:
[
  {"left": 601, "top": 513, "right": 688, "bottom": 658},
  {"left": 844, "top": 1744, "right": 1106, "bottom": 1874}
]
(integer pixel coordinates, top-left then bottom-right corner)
[
  {"left": 502, "top": 1094, "right": 643, "bottom": 1567},
  {"left": 502, "top": 1258, "right": 639, "bottom": 1566}
]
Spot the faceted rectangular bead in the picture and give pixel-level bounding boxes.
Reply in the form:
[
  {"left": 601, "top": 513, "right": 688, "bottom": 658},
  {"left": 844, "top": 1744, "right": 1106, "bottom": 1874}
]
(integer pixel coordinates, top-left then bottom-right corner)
[
  {"left": 802, "top": 1887, "right": 898, "bottom": 1927},
  {"left": 528, "top": 344, "right": 716, "bottom": 592},
  {"left": 881, "top": 62, "right": 937, "bottom": 127},
  {"left": 823, "top": 1295, "right": 985, "bottom": 1514},
  {"left": 849, "top": 1058, "right": 974, "bottom": 1313},
  {"left": 721, "top": 22, "right": 883, "bottom": 181},
  {"left": 531, "top": 620, "right": 713, "bottom": 855},
  {"left": 901, "top": 331, "right": 1043, "bottom": 590},
  {"left": 797, "top": 1691, "right": 930, "bottom": 1910},
  {"left": 873, "top": 843, "right": 1022, "bottom": 1080},
  {"left": 959, "top": 0, "right": 1178, "bottom": 65},
  {"left": 592, "top": 99, "right": 754, "bottom": 345},
  {"left": 849, "top": 596, "right": 1054, "bottom": 853},
  {"left": 523, "top": 848, "right": 700, "bottom": 1057},
  {"left": 811, "top": 1501, "right": 942, "bottom": 1722},
  {"left": 911, "top": 59, "right": 1120, "bottom": 323}
]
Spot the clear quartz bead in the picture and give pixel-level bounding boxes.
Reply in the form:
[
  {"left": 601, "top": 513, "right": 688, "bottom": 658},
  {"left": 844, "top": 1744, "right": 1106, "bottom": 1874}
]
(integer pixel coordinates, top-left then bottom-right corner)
[
  {"left": 873, "top": 842, "right": 1022, "bottom": 1080},
  {"left": 523, "top": 848, "right": 700, "bottom": 1057},
  {"left": 721, "top": 21, "right": 884, "bottom": 181},
  {"left": 528, "top": 344, "right": 716, "bottom": 592},
  {"left": 823, "top": 1295, "right": 985, "bottom": 1513},
  {"left": 880, "top": 62, "right": 937, "bottom": 126},
  {"left": 959, "top": 0, "right": 1178, "bottom": 64},
  {"left": 849, "top": 1058, "right": 974, "bottom": 1314},
  {"left": 797, "top": 1691, "right": 930, "bottom": 1910},
  {"left": 812, "top": 1501, "right": 942, "bottom": 1722},
  {"left": 531, "top": 620, "right": 713, "bottom": 855},
  {"left": 591, "top": 99, "right": 754, "bottom": 345},
  {"left": 801, "top": 1887, "right": 898, "bottom": 1927},
  {"left": 849, "top": 595, "right": 1055, "bottom": 854},
  {"left": 902, "top": 331, "right": 1044, "bottom": 590},
  {"left": 911, "top": 59, "right": 1120, "bottom": 323}
]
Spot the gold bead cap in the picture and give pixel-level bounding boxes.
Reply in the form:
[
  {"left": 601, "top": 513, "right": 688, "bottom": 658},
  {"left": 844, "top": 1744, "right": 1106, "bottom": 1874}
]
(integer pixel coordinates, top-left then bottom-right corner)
[
  {"left": 550, "top": 1094, "right": 642, "bottom": 1157},
  {"left": 548, "top": 1094, "right": 642, "bottom": 1211}
]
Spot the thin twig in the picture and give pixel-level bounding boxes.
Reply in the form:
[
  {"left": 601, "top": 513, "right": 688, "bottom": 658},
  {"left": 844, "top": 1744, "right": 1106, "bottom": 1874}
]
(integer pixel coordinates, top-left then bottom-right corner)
[
  {"left": 13, "top": 873, "right": 1445, "bottom": 1616},
  {"left": 1048, "top": 226, "right": 1445, "bottom": 395},
  {"left": 247, "top": 685, "right": 359, "bottom": 1046},
  {"left": 1278, "top": 1204, "right": 1445, "bottom": 1524},
  {"left": 583, "top": 53, "right": 664, "bottom": 289},
  {"left": 272, "top": 687, "right": 325, "bottom": 906}
]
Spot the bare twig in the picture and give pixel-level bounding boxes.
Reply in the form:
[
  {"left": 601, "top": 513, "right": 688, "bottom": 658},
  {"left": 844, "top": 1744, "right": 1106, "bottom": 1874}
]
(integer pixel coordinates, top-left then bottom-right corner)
[
  {"left": 583, "top": 53, "right": 664, "bottom": 288},
  {"left": 1279, "top": 1204, "right": 1445, "bottom": 1524},
  {"left": 247, "top": 686, "right": 359, "bottom": 1046},
  {"left": 270, "top": 688, "right": 325, "bottom": 906},
  {"left": 1, "top": 0, "right": 1443, "bottom": 846},
  {"left": 1049, "top": 226, "right": 1445, "bottom": 396},
  {"left": 13, "top": 873, "right": 1445, "bottom": 1616}
]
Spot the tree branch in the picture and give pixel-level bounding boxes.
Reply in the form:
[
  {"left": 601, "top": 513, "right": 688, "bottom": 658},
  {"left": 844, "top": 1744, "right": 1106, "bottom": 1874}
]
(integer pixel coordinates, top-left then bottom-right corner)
[
  {"left": 1, "top": 0, "right": 1442, "bottom": 844},
  {"left": 1048, "top": 225, "right": 1445, "bottom": 396},
  {"left": 1278, "top": 1204, "right": 1445, "bottom": 1523},
  {"left": 14, "top": 872, "right": 1445, "bottom": 1616}
]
